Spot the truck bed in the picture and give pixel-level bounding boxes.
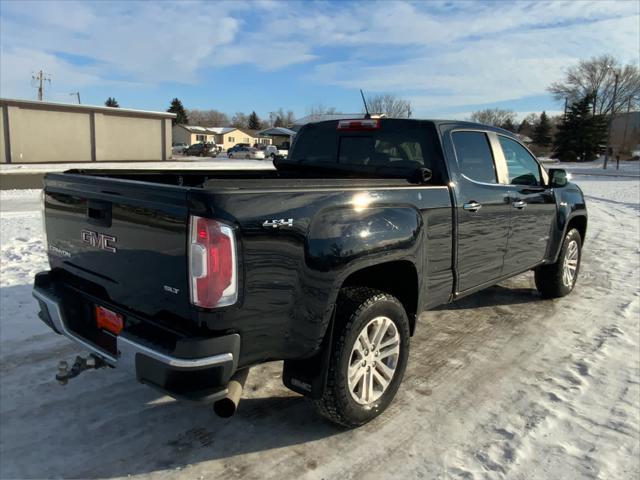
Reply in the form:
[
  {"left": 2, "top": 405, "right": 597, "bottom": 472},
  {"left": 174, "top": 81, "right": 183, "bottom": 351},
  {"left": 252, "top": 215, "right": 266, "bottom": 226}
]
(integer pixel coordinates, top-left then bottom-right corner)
[
  {"left": 62, "top": 168, "right": 421, "bottom": 189},
  {"left": 43, "top": 168, "right": 453, "bottom": 367}
]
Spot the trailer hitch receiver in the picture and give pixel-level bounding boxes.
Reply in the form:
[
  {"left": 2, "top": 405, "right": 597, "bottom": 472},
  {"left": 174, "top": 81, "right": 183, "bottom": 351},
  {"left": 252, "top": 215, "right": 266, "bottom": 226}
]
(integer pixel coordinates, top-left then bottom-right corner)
[{"left": 56, "top": 354, "right": 108, "bottom": 385}]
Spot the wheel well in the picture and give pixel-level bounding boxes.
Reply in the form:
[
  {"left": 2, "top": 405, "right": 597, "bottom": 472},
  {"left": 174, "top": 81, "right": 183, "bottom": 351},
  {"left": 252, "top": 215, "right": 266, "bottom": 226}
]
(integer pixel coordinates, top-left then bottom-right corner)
[
  {"left": 341, "top": 261, "right": 419, "bottom": 334},
  {"left": 567, "top": 216, "right": 587, "bottom": 243}
]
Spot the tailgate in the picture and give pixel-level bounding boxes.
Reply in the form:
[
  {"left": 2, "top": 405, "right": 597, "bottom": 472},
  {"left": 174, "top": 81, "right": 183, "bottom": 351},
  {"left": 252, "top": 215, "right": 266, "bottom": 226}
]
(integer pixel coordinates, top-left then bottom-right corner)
[{"left": 43, "top": 173, "right": 192, "bottom": 321}]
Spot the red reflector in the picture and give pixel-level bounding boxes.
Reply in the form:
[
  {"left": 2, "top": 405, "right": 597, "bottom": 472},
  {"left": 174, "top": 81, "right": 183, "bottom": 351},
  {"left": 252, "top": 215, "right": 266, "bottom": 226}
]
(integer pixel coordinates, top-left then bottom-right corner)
[
  {"left": 337, "top": 119, "right": 380, "bottom": 130},
  {"left": 95, "top": 306, "right": 123, "bottom": 335}
]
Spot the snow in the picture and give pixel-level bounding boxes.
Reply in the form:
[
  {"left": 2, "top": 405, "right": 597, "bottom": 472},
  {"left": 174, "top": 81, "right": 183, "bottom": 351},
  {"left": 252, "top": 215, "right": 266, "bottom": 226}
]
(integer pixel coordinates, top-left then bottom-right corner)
[
  {"left": 0, "top": 158, "right": 275, "bottom": 174},
  {"left": 1, "top": 165, "right": 639, "bottom": 479}
]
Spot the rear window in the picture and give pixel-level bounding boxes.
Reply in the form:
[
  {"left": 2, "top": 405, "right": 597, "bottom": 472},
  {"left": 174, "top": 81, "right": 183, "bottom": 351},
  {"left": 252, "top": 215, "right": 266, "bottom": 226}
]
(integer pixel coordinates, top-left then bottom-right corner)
[
  {"left": 338, "top": 134, "right": 425, "bottom": 167},
  {"left": 451, "top": 131, "right": 497, "bottom": 184},
  {"left": 289, "top": 119, "right": 442, "bottom": 179}
]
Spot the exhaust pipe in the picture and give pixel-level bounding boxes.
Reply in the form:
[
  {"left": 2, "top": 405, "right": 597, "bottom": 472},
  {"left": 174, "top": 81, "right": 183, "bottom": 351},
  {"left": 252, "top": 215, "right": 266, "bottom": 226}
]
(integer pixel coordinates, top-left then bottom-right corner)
[{"left": 213, "top": 368, "right": 249, "bottom": 418}]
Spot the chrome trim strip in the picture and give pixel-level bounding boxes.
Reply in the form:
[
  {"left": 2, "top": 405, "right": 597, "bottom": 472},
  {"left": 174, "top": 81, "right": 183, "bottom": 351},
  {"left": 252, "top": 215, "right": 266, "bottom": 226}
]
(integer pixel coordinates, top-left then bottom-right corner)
[
  {"left": 117, "top": 336, "right": 233, "bottom": 370},
  {"left": 32, "top": 287, "right": 233, "bottom": 371}
]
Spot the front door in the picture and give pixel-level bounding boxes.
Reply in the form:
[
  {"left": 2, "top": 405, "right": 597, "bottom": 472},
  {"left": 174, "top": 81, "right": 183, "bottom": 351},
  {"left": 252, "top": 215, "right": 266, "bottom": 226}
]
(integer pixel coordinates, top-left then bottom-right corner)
[
  {"left": 450, "top": 130, "right": 512, "bottom": 292},
  {"left": 496, "top": 135, "right": 557, "bottom": 273}
]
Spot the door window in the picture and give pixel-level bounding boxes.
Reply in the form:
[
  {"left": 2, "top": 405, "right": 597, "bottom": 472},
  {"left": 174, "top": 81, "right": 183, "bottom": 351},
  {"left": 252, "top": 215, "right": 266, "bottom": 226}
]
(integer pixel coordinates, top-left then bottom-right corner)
[
  {"left": 498, "top": 136, "right": 541, "bottom": 186},
  {"left": 451, "top": 131, "right": 497, "bottom": 184}
]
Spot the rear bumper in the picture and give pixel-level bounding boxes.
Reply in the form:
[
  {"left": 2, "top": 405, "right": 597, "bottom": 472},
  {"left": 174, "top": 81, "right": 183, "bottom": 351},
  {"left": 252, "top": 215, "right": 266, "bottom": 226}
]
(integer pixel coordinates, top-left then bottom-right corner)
[{"left": 33, "top": 282, "right": 240, "bottom": 403}]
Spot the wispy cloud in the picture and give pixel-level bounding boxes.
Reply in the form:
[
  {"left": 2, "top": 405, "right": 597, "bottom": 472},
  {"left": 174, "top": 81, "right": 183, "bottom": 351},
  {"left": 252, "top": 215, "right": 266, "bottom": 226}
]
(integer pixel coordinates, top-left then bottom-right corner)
[{"left": 1, "top": 0, "right": 638, "bottom": 115}]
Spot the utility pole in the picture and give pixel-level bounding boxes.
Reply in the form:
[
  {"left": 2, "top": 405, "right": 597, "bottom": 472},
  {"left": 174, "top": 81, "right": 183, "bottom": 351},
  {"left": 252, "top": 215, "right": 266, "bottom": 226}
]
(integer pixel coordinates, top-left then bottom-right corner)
[
  {"left": 31, "top": 70, "right": 51, "bottom": 101},
  {"left": 620, "top": 96, "right": 632, "bottom": 161},
  {"left": 70, "top": 92, "right": 81, "bottom": 104},
  {"left": 603, "top": 70, "right": 619, "bottom": 170}
]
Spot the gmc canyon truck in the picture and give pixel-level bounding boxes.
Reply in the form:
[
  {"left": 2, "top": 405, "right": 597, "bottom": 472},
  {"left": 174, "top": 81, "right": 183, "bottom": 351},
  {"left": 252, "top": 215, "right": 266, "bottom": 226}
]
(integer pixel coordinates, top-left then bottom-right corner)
[{"left": 33, "top": 118, "right": 587, "bottom": 427}]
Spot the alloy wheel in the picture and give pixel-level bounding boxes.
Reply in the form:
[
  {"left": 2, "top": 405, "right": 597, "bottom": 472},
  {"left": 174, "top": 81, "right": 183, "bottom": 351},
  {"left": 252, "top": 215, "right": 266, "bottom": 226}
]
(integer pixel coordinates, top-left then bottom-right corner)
[
  {"left": 347, "top": 316, "right": 400, "bottom": 405},
  {"left": 562, "top": 239, "right": 579, "bottom": 287}
]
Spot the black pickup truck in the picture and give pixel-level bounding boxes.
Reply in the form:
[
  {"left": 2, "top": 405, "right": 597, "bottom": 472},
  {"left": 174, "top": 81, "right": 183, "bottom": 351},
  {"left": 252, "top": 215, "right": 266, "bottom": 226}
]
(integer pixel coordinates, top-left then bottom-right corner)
[{"left": 33, "top": 118, "right": 587, "bottom": 427}]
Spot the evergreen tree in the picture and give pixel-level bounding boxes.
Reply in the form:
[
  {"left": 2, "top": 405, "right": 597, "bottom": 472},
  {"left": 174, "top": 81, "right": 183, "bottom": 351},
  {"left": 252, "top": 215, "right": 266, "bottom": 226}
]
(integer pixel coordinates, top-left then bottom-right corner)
[
  {"left": 273, "top": 116, "right": 284, "bottom": 127},
  {"left": 532, "top": 111, "right": 552, "bottom": 147},
  {"left": 554, "top": 95, "right": 607, "bottom": 162},
  {"left": 167, "top": 98, "right": 188, "bottom": 126},
  {"left": 248, "top": 111, "right": 261, "bottom": 130},
  {"left": 517, "top": 119, "right": 534, "bottom": 139},
  {"left": 105, "top": 97, "right": 119, "bottom": 108},
  {"left": 500, "top": 118, "right": 517, "bottom": 132}
]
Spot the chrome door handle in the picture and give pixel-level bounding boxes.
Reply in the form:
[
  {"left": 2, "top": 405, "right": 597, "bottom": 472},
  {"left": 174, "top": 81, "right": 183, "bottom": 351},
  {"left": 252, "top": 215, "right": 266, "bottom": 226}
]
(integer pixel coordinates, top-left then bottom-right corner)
[
  {"left": 512, "top": 200, "right": 527, "bottom": 209},
  {"left": 463, "top": 201, "right": 482, "bottom": 212}
]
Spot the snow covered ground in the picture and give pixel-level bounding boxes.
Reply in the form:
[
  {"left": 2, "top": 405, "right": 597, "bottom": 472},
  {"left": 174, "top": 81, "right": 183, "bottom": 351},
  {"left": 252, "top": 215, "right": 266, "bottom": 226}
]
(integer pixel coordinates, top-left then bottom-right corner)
[
  {"left": 0, "top": 157, "right": 274, "bottom": 174},
  {"left": 0, "top": 166, "right": 638, "bottom": 479}
]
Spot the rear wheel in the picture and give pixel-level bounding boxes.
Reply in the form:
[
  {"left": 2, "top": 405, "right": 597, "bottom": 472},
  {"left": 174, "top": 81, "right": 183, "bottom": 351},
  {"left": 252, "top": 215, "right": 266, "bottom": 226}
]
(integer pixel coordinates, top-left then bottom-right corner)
[
  {"left": 228, "top": 153, "right": 233, "bottom": 159},
  {"left": 310, "top": 287, "right": 410, "bottom": 427},
  {"left": 535, "top": 228, "right": 582, "bottom": 298}
]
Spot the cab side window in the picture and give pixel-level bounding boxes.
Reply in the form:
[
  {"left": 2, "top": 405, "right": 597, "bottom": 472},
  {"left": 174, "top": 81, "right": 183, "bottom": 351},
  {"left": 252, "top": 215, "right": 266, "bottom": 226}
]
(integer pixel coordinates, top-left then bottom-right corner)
[
  {"left": 451, "top": 131, "right": 497, "bottom": 184},
  {"left": 498, "top": 136, "right": 542, "bottom": 186}
]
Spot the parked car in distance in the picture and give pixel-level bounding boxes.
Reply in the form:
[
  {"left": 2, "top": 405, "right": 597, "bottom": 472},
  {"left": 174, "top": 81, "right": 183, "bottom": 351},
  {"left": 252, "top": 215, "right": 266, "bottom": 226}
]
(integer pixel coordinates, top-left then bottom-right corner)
[
  {"left": 227, "top": 146, "right": 265, "bottom": 159},
  {"left": 263, "top": 144, "right": 289, "bottom": 159},
  {"left": 184, "top": 143, "right": 213, "bottom": 157},
  {"left": 34, "top": 118, "right": 587, "bottom": 427},
  {"left": 171, "top": 142, "right": 188, "bottom": 155}
]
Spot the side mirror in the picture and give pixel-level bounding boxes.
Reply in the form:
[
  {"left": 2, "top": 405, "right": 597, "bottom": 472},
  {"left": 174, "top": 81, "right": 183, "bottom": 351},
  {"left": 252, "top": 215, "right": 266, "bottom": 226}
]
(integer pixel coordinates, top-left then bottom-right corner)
[{"left": 548, "top": 168, "right": 568, "bottom": 188}]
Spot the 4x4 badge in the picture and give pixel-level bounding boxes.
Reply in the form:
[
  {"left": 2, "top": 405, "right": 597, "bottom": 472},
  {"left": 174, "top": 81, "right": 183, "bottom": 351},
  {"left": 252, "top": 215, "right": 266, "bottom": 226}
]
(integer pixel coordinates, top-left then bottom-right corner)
[{"left": 262, "top": 218, "right": 293, "bottom": 229}]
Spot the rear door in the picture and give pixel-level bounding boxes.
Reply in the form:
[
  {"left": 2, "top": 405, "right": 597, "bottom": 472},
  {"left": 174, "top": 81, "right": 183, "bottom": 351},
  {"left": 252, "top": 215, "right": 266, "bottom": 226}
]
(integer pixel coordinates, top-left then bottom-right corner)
[
  {"left": 495, "top": 135, "right": 556, "bottom": 273},
  {"left": 448, "top": 130, "right": 512, "bottom": 292},
  {"left": 44, "top": 173, "right": 192, "bottom": 320}
]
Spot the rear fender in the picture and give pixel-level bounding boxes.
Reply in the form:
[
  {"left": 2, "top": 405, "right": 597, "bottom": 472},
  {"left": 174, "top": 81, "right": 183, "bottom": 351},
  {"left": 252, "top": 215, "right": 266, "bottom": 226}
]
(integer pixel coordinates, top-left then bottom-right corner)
[{"left": 283, "top": 205, "right": 423, "bottom": 397}]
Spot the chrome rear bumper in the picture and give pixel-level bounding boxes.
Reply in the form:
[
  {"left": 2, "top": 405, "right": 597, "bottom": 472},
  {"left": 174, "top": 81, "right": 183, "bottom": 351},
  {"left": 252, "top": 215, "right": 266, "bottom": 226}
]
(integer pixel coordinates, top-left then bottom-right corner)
[{"left": 33, "top": 285, "right": 239, "bottom": 402}]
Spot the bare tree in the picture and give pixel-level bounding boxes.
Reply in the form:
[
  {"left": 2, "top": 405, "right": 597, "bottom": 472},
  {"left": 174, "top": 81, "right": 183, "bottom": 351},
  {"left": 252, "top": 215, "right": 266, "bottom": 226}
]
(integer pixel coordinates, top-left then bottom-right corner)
[
  {"left": 364, "top": 94, "right": 412, "bottom": 118},
  {"left": 548, "top": 55, "right": 640, "bottom": 115},
  {"left": 284, "top": 110, "right": 296, "bottom": 127},
  {"left": 469, "top": 108, "right": 516, "bottom": 127},
  {"left": 231, "top": 112, "right": 248, "bottom": 129},
  {"left": 186, "top": 109, "right": 229, "bottom": 127},
  {"left": 307, "top": 104, "right": 339, "bottom": 116}
]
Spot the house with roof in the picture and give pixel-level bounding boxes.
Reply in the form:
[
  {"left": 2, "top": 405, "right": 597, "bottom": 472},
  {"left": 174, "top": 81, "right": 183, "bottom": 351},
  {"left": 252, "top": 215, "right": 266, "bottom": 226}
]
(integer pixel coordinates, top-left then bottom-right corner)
[
  {"left": 172, "top": 125, "right": 272, "bottom": 151},
  {"left": 258, "top": 127, "right": 297, "bottom": 148}
]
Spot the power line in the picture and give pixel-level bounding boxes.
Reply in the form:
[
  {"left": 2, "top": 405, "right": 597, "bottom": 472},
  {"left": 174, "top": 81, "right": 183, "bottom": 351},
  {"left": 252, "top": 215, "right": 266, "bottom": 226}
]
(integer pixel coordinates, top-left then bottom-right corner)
[{"left": 31, "top": 70, "right": 52, "bottom": 101}]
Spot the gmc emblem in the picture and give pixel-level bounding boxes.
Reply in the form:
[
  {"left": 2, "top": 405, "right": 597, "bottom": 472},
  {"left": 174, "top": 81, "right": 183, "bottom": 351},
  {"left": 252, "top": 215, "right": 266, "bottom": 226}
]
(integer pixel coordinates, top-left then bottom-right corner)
[{"left": 81, "top": 229, "right": 117, "bottom": 253}]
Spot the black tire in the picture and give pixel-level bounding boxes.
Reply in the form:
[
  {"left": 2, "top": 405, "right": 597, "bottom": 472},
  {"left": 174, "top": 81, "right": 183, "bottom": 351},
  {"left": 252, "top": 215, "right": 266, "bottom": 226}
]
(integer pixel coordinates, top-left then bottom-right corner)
[
  {"left": 535, "top": 228, "right": 582, "bottom": 298},
  {"left": 228, "top": 154, "right": 233, "bottom": 159},
  {"left": 310, "top": 287, "right": 410, "bottom": 427}
]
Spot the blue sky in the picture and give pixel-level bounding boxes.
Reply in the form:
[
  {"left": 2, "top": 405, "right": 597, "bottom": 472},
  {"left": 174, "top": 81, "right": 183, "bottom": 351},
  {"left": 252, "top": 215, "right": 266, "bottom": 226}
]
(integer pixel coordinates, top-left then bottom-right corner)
[{"left": 1, "top": 0, "right": 639, "bottom": 121}]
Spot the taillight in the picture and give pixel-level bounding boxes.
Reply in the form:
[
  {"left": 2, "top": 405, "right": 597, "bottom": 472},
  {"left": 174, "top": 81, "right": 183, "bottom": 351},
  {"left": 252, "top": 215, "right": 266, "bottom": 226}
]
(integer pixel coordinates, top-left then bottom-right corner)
[
  {"left": 189, "top": 216, "right": 237, "bottom": 308},
  {"left": 337, "top": 119, "right": 380, "bottom": 131}
]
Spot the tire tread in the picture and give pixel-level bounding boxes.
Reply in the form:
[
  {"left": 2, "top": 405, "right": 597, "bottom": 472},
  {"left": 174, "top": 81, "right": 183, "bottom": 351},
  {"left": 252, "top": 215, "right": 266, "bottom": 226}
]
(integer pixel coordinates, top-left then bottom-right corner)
[
  {"left": 535, "top": 228, "right": 582, "bottom": 298},
  {"left": 310, "top": 287, "right": 403, "bottom": 427}
]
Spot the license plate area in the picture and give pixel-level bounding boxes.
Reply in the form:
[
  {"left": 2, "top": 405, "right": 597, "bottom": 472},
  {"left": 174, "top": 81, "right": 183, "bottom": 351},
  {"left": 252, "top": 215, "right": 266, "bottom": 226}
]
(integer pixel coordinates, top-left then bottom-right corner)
[
  {"left": 61, "top": 296, "right": 118, "bottom": 356},
  {"left": 96, "top": 306, "right": 124, "bottom": 335}
]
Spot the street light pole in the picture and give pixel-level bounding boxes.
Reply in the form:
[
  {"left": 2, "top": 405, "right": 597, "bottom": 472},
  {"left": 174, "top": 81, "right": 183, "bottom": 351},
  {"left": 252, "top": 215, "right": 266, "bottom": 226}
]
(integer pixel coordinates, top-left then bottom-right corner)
[{"left": 603, "top": 70, "right": 619, "bottom": 170}]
